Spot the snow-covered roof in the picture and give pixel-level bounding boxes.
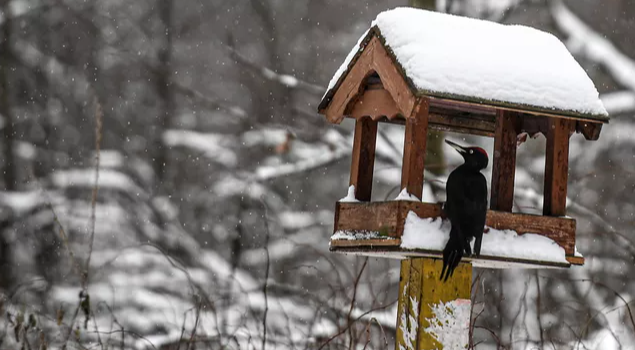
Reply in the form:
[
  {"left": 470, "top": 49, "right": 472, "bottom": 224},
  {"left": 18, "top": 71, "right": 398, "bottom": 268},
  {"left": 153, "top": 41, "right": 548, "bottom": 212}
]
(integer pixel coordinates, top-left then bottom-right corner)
[{"left": 321, "top": 7, "right": 608, "bottom": 121}]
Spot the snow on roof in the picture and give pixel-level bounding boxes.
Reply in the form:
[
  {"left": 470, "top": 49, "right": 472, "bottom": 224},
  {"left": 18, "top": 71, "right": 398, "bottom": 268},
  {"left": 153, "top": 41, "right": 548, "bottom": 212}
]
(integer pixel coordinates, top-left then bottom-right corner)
[{"left": 324, "top": 7, "right": 608, "bottom": 119}]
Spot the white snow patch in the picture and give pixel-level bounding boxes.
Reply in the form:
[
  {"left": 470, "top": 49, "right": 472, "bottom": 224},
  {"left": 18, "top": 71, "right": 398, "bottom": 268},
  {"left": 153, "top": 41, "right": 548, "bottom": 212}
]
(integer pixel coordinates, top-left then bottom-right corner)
[
  {"left": 401, "top": 211, "right": 568, "bottom": 263},
  {"left": 0, "top": 191, "right": 42, "bottom": 214},
  {"left": 339, "top": 185, "right": 359, "bottom": 202},
  {"left": 574, "top": 245, "right": 583, "bottom": 258},
  {"left": 51, "top": 168, "right": 145, "bottom": 194},
  {"left": 163, "top": 129, "right": 236, "bottom": 167},
  {"left": 395, "top": 188, "right": 420, "bottom": 202},
  {"left": 242, "top": 128, "right": 288, "bottom": 147},
  {"left": 331, "top": 230, "right": 396, "bottom": 241},
  {"left": 398, "top": 284, "right": 419, "bottom": 350},
  {"left": 327, "top": 7, "right": 606, "bottom": 117},
  {"left": 425, "top": 299, "right": 470, "bottom": 349}
]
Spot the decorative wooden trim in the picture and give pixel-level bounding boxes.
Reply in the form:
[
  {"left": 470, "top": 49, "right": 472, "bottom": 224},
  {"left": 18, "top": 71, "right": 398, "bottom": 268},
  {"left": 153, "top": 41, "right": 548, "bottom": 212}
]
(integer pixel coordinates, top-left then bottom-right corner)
[
  {"left": 544, "top": 117, "right": 575, "bottom": 216},
  {"left": 334, "top": 201, "right": 577, "bottom": 256},
  {"left": 350, "top": 88, "right": 401, "bottom": 121},
  {"left": 401, "top": 98, "right": 429, "bottom": 200},
  {"left": 349, "top": 117, "right": 378, "bottom": 201},
  {"left": 576, "top": 121, "right": 603, "bottom": 141},
  {"left": 490, "top": 110, "right": 520, "bottom": 211}
]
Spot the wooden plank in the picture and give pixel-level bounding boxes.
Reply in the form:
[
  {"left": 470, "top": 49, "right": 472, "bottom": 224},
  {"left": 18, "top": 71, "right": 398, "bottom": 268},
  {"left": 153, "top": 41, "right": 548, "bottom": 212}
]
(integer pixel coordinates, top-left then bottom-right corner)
[
  {"left": 335, "top": 201, "right": 576, "bottom": 255},
  {"left": 349, "top": 116, "right": 378, "bottom": 201},
  {"left": 371, "top": 36, "right": 417, "bottom": 118},
  {"left": 335, "top": 201, "right": 401, "bottom": 236},
  {"left": 401, "top": 98, "right": 430, "bottom": 200},
  {"left": 543, "top": 117, "right": 574, "bottom": 216},
  {"left": 350, "top": 88, "right": 401, "bottom": 121},
  {"left": 487, "top": 210, "right": 576, "bottom": 256},
  {"left": 329, "top": 238, "right": 401, "bottom": 247},
  {"left": 490, "top": 110, "right": 519, "bottom": 211},
  {"left": 566, "top": 255, "right": 585, "bottom": 265}
]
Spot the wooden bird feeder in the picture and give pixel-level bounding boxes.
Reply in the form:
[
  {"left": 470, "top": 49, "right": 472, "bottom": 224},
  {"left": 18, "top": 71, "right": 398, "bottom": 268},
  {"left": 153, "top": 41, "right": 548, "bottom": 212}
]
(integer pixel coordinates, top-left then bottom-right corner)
[{"left": 318, "top": 8, "right": 608, "bottom": 349}]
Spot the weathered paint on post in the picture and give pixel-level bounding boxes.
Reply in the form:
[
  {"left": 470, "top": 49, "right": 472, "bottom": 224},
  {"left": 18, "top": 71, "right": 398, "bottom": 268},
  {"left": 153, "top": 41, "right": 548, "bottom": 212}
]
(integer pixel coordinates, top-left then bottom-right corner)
[{"left": 395, "top": 258, "right": 472, "bottom": 349}]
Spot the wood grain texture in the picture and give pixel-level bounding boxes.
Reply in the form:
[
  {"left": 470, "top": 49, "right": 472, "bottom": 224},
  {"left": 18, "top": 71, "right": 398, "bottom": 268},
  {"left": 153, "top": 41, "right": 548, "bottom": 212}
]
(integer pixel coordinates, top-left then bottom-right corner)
[
  {"left": 544, "top": 118, "right": 575, "bottom": 216},
  {"left": 350, "top": 88, "right": 401, "bottom": 121},
  {"left": 349, "top": 117, "right": 378, "bottom": 201},
  {"left": 394, "top": 258, "right": 471, "bottom": 349},
  {"left": 334, "top": 201, "right": 576, "bottom": 255},
  {"left": 401, "top": 98, "right": 430, "bottom": 200},
  {"left": 323, "top": 37, "right": 376, "bottom": 124},
  {"left": 490, "top": 110, "right": 520, "bottom": 211},
  {"left": 371, "top": 36, "right": 417, "bottom": 117}
]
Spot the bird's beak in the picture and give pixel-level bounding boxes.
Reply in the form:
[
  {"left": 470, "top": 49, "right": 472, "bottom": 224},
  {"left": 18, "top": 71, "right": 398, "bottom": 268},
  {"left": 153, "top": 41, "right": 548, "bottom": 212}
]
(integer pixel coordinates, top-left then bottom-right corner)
[{"left": 445, "top": 139, "right": 467, "bottom": 154}]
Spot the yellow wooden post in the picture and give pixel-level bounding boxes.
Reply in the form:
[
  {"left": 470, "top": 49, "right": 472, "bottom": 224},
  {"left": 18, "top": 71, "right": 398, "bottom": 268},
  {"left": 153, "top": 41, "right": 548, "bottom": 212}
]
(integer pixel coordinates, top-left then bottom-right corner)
[{"left": 395, "top": 258, "right": 472, "bottom": 350}]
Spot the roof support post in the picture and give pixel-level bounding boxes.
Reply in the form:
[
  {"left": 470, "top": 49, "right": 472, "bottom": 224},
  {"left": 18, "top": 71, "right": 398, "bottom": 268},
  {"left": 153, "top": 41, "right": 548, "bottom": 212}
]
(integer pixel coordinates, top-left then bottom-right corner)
[
  {"left": 396, "top": 258, "right": 472, "bottom": 349},
  {"left": 490, "top": 110, "right": 520, "bottom": 211},
  {"left": 401, "top": 98, "right": 429, "bottom": 200},
  {"left": 543, "top": 118, "right": 574, "bottom": 216},
  {"left": 349, "top": 116, "right": 378, "bottom": 201}
]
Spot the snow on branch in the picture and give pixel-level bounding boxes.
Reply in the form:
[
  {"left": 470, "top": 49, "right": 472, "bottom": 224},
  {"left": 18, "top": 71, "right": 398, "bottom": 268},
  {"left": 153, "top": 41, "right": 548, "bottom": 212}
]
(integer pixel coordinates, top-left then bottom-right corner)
[
  {"left": 223, "top": 42, "right": 325, "bottom": 95},
  {"left": 254, "top": 130, "right": 349, "bottom": 181},
  {"left": 171, "top": 81, "right": 247, "bottom": 119},
  {"left": 552, "top": 0, "right": 635, "bottom": 114},
  {"left": 162, "top": 129, "right": 237, "bottom": 167}
]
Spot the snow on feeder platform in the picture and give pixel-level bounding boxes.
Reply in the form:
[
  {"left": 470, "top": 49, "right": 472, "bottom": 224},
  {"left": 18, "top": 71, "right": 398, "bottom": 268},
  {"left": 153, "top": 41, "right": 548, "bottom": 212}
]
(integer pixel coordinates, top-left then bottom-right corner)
[{"left": 319, "top": 7, "right": 608, "bottom": 270}]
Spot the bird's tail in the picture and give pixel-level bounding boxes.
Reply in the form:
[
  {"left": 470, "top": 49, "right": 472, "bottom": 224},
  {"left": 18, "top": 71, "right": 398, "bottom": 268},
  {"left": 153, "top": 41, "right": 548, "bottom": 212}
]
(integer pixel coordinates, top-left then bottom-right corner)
[{"left": 441, "top": 230, "right": 464, "bottom": 282}]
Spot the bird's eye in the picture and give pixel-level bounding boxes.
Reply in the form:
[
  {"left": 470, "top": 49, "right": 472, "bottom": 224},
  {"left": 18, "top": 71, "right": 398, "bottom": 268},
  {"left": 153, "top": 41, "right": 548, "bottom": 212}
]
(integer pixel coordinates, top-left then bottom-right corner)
[{"left": 469, "top": 150, "right": 473, "bottom": 154}]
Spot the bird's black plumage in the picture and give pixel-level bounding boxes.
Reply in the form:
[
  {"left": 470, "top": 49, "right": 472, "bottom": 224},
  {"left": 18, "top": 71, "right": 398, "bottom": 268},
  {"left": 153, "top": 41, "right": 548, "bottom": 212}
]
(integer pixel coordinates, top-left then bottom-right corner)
[{"left": 440, "top": 140, "right": 489, "bottom": 282}]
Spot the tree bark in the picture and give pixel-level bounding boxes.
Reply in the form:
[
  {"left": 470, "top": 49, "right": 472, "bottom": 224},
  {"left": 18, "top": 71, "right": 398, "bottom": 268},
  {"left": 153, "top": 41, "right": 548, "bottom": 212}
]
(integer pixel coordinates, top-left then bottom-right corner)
[
  {"left": 156, "top": 0, "right": 174, "bottom": 185},
  {"left": 0, "top": 0, "right": 16, "bottom": 191}
]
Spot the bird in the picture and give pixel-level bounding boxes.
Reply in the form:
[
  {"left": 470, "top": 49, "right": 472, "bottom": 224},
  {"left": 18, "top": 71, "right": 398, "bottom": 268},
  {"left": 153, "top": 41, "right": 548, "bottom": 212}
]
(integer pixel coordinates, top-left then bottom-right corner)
[{"left": 440, "top": 139, "right": 489, "bottom": 282}]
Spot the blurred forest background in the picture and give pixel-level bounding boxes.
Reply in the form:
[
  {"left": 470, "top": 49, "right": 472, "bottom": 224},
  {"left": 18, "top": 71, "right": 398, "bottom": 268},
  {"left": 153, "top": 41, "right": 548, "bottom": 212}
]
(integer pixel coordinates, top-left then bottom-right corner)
[{"left": 0, "top": 0, "right": 634, "bottom": 349}]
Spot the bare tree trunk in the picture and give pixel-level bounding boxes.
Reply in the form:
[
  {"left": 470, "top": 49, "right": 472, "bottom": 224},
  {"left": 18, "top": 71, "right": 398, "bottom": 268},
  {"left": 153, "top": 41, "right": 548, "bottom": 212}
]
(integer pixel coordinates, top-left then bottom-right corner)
[
  {"left": 155, "top": 0, "right": 174, "bottom": 186},
  {"left": 0, "top": 0, "right": 16, "bottom": 191}
]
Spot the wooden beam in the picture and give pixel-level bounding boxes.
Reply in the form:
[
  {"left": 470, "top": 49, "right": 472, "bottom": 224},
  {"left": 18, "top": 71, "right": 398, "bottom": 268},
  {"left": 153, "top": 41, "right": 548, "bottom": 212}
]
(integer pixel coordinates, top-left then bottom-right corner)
[
  {"left": 349, "top": 116, "right": 378, "bottom": 201},
  {"left": 334, "top": 201, "right": 576, "bottom": 255},
  {"left": 401, "top": 98, "right": 429, "bottom": 200},
  {"left": 395, "top": 258, "right": 471, "bottom": 349},
  {"left": 328, "top": 245, "right": 584, "bottom": 267},
  {"left": 576, "top": 121, "right": 603, "bottom": 141},
  {"left": 371, "top": 36, "right": 417, "bottom": 117},
  {"left": 490, "top": 110, "right": 520, "bottom": 211},
  {"left": 544, "top": 118, "right": 574, "bottom": 216}
]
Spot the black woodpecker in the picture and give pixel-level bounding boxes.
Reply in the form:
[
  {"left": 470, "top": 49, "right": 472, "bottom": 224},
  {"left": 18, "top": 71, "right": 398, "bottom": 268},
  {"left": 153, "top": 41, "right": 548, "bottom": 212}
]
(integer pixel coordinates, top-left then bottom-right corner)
[{"left": 440, "top": 139, "right": 489, "bottom": 282}]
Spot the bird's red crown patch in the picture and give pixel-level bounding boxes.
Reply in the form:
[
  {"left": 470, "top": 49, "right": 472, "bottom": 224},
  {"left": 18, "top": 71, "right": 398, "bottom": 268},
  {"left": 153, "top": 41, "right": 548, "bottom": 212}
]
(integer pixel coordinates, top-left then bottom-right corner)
[{"left": 473, "top": 147, "right": 488, "bottom": 158}]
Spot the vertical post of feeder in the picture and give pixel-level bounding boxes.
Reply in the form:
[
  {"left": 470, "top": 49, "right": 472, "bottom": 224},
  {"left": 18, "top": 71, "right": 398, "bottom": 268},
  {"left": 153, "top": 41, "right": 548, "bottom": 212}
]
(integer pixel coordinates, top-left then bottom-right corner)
[
  {"left": 490, "top": 110, "right": 520, "bottom": 212},
  {"left": 349, "top": 116, "right": 378, "bottom": 201},
  {"left": 396, "top": 259, "right": 472, "bottom": 349},
  {"left": 543, "top": 117, "right": 574, "bottom": 216},
  {"left": 401, "top": 98, "right": 429, "bottom": 200}
]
